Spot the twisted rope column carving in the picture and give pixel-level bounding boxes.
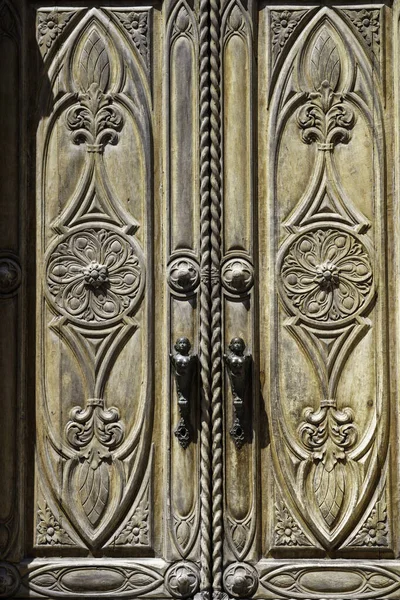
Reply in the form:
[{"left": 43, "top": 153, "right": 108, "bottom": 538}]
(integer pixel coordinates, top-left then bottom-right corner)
[
  {"left": 199, "top": 0, "right": 212, "bottom": 591},
  {"left": 209, "top": 0, "right": 223, "bottom": 592}
]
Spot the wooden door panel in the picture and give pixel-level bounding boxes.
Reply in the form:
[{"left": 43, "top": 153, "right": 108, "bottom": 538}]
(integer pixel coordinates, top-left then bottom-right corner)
[
  {"left": 221, "top": 2, "right": 400, "bottom": 599},
  {"left": 0, "top": 0, "right": 204, "bottom": 597}
]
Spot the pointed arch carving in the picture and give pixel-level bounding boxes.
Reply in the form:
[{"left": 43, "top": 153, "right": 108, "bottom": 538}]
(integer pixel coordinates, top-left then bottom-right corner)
[
  {"left": 268, "top": 9, "right": 388, "bottom": 550},
  {"left": 36, "top": 8, "right": 154, "bottom": 551}
]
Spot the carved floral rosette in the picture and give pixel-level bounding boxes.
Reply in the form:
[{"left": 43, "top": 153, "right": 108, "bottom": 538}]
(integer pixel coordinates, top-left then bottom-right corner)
[
  {"left": 270, "top": 9, "right": 386, "bottom": 551},
  {"left": 45, "top": 227, "right": 144, "bottom": 325}
]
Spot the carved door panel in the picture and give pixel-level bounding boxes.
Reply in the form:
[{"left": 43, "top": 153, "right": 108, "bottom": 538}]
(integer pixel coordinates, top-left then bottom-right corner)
[
  {"left": 0, "top": 0, "right": 208, "bottom": 597},
  {"left": 219, "top": 2, "right": 400, "bottom": 600},
  {"left": 2, "top": 0, "right": 400, "bottom": 598}
]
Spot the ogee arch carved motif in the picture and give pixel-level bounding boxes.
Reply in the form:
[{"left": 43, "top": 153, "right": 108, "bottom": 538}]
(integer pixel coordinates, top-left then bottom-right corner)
[{"left": 270, "top": 12, "right": 388, "bottom": 550}]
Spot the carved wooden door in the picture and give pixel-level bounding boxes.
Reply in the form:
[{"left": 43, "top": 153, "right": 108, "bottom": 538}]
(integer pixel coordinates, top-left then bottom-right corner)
[
  {"left": 1, "top": 0, "right": 400, "bottom": 598},
  {"left": 0, "top": 0, "right": 208, "bottom": 597},
  {"left": 217, "top": 2, "right": 400, "bottom": 600}
]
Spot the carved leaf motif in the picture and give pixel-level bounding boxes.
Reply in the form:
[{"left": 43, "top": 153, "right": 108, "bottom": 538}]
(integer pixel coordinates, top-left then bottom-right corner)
[
  {"left": 176, "top": 519, "right": 191, "bottom": 548},
  {"left": 78, "top": 457, "right": 110, "bottom": 526},
  {"left": 311, "top": 28, "right": 341, "bottom": 91},
  {"left": 174, "top": 5, "right": 192, "bottom": 35},
  {"left": 299, "top": 404, "right": 358, "bottom": 528},
  {"left": 314, "top": 459, "right": 345, "bottom": 527},
  {"left": 78, "top": 29, "right": 110, "bottom": 92},
  {"left": 0, "top": 3, "right": 17, "bottom": 37},
  {"left": 353, "top": 499, "right": 388, "bottom": 547},
  {"left": 226, "top": 5, "right": 245, "bottom": 34}
]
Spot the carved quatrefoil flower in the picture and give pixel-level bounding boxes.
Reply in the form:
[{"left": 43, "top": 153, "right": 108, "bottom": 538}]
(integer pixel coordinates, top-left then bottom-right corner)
[
  {"left": 165, "top": 562, "right": 200, "bottom": 599},
  {"left": 222, "top": 258, "right": 254, "bottom": 295},
  {"left": 280, "top": 229, "right": 372, "bottom": 322},
  {"left": 223, "top": 562, "right": 258, "bottom": 599},
  {"left": 167, "top": 257, "right": 200, "bottom": 294},
  {"left": 0, "top": 563, "right": 20, "bottom": 597},
  {"left": 46, "top": 228, "right": 143, "bottom": 323}
]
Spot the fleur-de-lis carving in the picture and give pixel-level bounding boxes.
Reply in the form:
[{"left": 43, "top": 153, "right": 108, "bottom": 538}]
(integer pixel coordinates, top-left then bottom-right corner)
[
  {"left": 66, "top": 399, "right": 124, "bottom": 526},
  {"left": 297, "top": 29, "right": 356, "bottom": 151},
  {"left": 297, "top": 82, "right": 356, "bottom": 150},
  {"left": 299, "top": 401, "right": 358, "bottom": 527},
  {"left": 67, "top": 29, "right": 124, "bottom": 152}
]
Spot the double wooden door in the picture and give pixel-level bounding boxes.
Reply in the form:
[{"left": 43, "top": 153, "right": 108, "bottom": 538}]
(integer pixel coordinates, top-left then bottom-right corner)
[{"left": 0, "top": 0, "right": 400, "bottom": 597}]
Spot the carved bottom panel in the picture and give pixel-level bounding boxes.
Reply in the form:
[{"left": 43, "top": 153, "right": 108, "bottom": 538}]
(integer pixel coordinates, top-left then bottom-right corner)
[
  {"left": 257, "top": 560, "right": 400, "bottom": 599},
  {"left": 8, "top": 559, "right": 201, "bottom": 599}
]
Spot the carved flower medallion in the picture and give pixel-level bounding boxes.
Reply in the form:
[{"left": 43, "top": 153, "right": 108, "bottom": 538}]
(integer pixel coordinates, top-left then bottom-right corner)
[
  {"left": 46, "top": 228, "right": 144, "bottom": 323},
  {"left": 165, "top": 562, "right": 200, "bottom": 599},
  {"left": 167, "top": 257, "right": 200, "bottom": 294},
  {"left": 280, "top": 229, "right": 373, "bottom": 322},
  {"left": 222, "top": 257, "right": 254, "bottom": 295},
  {"left": 223, "top": 562, "right": 258, "bottom": 598}
]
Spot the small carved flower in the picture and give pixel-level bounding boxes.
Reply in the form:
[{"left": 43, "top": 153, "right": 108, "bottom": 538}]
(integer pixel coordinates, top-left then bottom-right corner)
[
  {"left": 46, "top": 229, "right": 143, "bottom": 323},
  {"left": 117, "top": 12, "right": 148, "bottom": 62},
  {"left": 37, "top": 504, "right": 72, "bottom": 546},
  {"left": 354, "top": 501, "right": 388, "bottom": 547},
  {"left": 352, "top": 9, "right": 380, "bottom": 47},
  {"left": 275, "top": 502, "right": 309, "bottom": 546},
  {"left": 115, "top": 515, "right": 148, "bottom": 545},
  {"left": 280, "top": 229, "right": 372, "bottom": 322},
  {"left": 271, "top": 11, "right": 299, "bottom": 50},
  {"left": 37, "top": 11, "right": 70, "bottom": 53}
]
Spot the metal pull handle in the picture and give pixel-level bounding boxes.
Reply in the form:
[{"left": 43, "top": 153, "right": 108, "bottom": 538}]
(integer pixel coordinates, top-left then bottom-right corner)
[
  {"left": 170, "top": 337, "right": 197, "bottom": 449},
  {"left": 224, "top": 337, "right": 251, "bottom": 449}
]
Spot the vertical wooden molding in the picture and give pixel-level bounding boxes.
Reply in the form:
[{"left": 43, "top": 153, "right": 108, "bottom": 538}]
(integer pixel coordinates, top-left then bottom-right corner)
[
  {"left": 165, "top": 0, "right": 202, "bottom": 561},
  {"left": 209, "top": 0, "right": 223, "bottom": 593},
  {"left": 198, "top": 0, "right": 213, "bottom": 590},
  {"left": 0, "top": 0, "right": 23, "bottom": 565},
  {"left": 220, "top": 0, "right": 258, "bottom": 566}
]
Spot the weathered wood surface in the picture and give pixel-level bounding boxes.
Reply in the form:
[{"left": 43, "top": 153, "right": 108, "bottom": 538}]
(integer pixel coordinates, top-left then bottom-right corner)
[{"left": 0, "top": 0, "right": 400, "bottom": 598}]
